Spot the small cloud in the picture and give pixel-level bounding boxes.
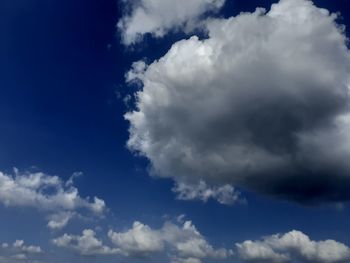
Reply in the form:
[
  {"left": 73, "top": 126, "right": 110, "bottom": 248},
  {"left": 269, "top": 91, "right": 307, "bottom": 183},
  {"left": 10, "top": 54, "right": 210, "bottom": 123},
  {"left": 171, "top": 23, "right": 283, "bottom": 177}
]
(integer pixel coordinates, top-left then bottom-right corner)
[
  {"left": 0, "top": 169, "right": 107, "bottom": 229},
  {"left": 118, "top": 0, "right": 225, "bottom": 45},
  {"left": 173, "top": 181, "right": 240, "bottom": 205},
  {"left": 52, "top": 229, "right": 120, "bottom": 256}
]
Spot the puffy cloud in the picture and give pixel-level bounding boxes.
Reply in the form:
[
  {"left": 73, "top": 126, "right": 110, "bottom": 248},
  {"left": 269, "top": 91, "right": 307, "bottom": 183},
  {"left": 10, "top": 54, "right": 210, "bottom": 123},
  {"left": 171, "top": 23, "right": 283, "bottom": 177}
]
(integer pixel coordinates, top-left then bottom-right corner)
[
  {"left": 47, "top": 211, "right": 76, "bottom": 230},
  {"left": 125, "top": 0, "right": 350, "bottom": 204},
  {"left": 0, "top": 169, "right": 106, "bottom": 229},
  {"left": 0, "top": 240, "right": 42, "bottom": 263},
  {"left": 236, "top": 230, "right": 350, "bottom": 263},
  {"left": 52, "top": 229, "right": 119, "bottom": 256},
  {"left": 118, "top": 0, "right": 225, "bottom": 45},
  {"left": 108, "top": 220, "right": 231, "bottom": 262},
  {"left": 236, "top": 240, "right": 291, "bottom": 263},
  {"left": 108, "top": 221, "right": 164, "bottom": 256},
  {"left": 12, "top": 240, "right": 42, "bottom": 254},
  {"left": 51, "top": 224, "right": 350, "bottom": 263},
  {"left": 54, "top": 220, "right": 230, "bottom": 262}
]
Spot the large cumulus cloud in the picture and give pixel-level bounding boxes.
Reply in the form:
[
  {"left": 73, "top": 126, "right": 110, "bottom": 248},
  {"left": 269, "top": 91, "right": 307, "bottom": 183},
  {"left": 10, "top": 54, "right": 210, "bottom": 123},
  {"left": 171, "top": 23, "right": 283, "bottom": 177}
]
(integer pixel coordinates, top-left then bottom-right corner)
[{"left": 125, "top": 0, "right": 350, "bottom": 204}]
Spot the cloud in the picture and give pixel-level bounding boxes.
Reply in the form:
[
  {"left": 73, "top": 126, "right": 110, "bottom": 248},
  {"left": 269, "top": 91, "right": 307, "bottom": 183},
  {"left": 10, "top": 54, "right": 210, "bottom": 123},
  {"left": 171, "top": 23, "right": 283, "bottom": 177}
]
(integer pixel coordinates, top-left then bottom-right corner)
[
  {"left": 108, "top": 221, "right": 164, "bottom": 256},
  {"left": 170, "top": 257, "right": 202, "bottom": 263},
  {"left": 52, "top": 229, "right": 119, "bottom": 256},
  {"left": 53, "top": 220, "right": 230, "bottom": 263},
  {"left": 172, "top": 180, "right": 240, "bottom": 205},
  {"left": 47, "top": 211, "right": 76, "bottom": 230},
  {"left": 0, "top": 169, "right": 106, "bottom": 229},
  {"left": 108, "top": 220, "right": 230, "bottom": 262},
  {"left": 0, "top": 240, "right": 42, "bottom": 263},
  {"left": 125, "top": 0, "right": 350, "bottom": 204},
  {"left": 236, "top": 230, "right": 350, "bottom": 263},
  {"left": 118, "top": 0, "right": 225, "bottom": 45},
  {"left": 51, "top": 221, "right": 350, "bottom": 263},
  {"left": 12, "top": 240, "right": 42, "bottom": 254}
]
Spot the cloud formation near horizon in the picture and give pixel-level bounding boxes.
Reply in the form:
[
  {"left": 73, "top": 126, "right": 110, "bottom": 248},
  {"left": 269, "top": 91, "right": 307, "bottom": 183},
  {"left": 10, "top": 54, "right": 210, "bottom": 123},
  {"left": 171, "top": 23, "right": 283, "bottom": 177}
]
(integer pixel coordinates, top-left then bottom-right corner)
[
  {"left": 52, "top": 221, "right": 350, "bottom": 263},
  {"left": 118, "top": 0, "right": 225, "bottom": 45},
  {"left": 53, "top": 220, "right": 230, "bottom": 263},
  {"left": 236, "top": 230, "right": 350, "bottom": 263},
  {"left": 125, "top": 0, "right": 350, "bottom": 204},
  {"left": 0, "top": 240, "right": 42, "bottom": 263}
]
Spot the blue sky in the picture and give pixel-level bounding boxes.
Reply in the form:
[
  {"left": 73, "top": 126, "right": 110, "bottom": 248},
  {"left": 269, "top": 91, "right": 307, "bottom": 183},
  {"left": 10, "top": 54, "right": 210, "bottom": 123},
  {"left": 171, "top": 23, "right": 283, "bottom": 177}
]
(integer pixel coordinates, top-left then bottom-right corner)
[{"left": 1, "top": 0, "right": 350, "bottom": 262}]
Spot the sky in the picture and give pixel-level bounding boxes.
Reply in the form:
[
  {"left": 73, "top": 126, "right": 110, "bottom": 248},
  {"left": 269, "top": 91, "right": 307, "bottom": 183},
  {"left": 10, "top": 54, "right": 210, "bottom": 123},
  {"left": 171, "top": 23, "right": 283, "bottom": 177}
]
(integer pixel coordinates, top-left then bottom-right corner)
[{"left": 1, "top": 0, "right": 350, "bottom": 262}]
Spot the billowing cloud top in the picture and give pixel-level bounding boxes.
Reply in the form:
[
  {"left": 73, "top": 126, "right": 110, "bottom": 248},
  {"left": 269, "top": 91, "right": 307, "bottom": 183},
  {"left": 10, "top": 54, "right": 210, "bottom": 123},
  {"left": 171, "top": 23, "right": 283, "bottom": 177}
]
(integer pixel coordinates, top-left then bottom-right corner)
[
  {"left": 125, "top": 0, "right": 350, "bottom": 204},
  {"left": 118, "top": 0, "right": 225, "bottom": 45}
]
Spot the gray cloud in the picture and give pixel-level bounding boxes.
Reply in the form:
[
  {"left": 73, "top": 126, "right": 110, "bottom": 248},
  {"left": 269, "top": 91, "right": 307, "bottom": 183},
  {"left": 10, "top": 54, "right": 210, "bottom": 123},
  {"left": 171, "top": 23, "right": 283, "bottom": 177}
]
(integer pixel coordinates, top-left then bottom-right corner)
[
  {"left": 125, "top": 0, "right": 350, "bottom": 204},
  {"left": 172, "top": 180, "right": 240, "bottom": 205}
]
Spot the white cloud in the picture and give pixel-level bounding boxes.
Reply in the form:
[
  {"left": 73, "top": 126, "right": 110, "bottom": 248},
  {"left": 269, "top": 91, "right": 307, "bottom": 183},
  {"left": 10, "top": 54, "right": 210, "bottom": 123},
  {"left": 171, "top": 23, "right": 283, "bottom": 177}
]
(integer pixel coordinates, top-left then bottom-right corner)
[
  {"left": 171, "top": 256, "right": 202, "bottom": 263},
  {"left": 51, "top": 224, "right": 350, "bottom": 263},
  {"left": 108, "top": 221, "right": 164, "bottom": 256},
  {"left": 12, "top": 240, "right": 42, "bottom": 254},
  {"left": 125, "top": 0, "right": 350, "bottom": 204},
  {"left": 47, "top": 211, "right": 76, "bottom": 230},
  {"left": 236, "top": 230, "right": 350, "bottom": 263},
  {"left": 53, "top": 220, "right": 230, "bottom": 263},
  {"left": 118, "top": 0, "right": 225, "bottom": 45},
  {"left": 0, "top": 239, "right": 42, "bottom": 263},
  {"left": 108, "top": 220, "right": 231, "bottom": 262},
  {"left": 52, "top": 229, "right": 119, "bottom": 256},
  {"left": 0, "top": 169, "right": 106, "bottom": 229},
  {"left": 236, "top": 240, "right": 290, "bottom": 263}
]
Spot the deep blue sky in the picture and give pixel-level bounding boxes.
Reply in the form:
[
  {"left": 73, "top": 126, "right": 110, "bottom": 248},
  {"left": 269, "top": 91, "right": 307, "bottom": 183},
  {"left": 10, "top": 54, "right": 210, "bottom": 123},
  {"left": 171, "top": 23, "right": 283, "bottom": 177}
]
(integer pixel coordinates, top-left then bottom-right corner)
[{"left": 1, "top": 0, "right": 350, "bottom": 262}]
